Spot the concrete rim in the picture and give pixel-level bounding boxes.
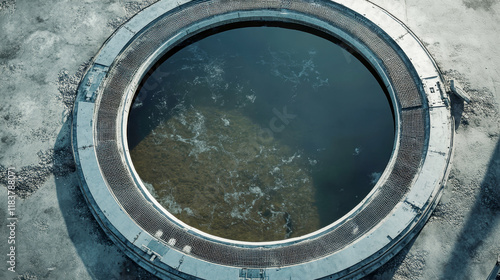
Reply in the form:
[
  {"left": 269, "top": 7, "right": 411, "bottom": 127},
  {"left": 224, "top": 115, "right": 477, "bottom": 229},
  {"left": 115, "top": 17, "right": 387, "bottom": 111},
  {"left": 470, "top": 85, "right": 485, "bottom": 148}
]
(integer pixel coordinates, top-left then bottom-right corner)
[{"left": 72, "top": 0, "right": 453, "bottom": 279}]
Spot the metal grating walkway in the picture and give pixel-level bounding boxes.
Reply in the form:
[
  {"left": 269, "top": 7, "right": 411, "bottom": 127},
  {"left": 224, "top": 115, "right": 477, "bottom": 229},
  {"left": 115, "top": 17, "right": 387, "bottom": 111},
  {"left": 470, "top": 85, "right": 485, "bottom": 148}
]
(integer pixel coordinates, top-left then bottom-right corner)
[{"left": 93, "top": 0, "right": 428, "bottom": 268}]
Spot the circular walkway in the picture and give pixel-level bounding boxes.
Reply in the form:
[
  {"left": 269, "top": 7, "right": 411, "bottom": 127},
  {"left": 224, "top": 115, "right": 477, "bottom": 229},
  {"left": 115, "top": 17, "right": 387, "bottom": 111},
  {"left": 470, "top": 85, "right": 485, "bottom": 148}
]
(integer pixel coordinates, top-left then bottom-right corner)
[{"left": 72, "top": 0, "right": 453, "bottom": 279}]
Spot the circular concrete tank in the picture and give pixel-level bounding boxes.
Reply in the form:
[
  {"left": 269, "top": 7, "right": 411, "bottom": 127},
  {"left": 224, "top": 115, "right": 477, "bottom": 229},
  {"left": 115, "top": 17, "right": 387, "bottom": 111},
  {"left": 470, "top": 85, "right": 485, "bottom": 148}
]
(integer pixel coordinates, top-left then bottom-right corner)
[{"left": 71, "top": 0, "right": 454, "bottom": 279}]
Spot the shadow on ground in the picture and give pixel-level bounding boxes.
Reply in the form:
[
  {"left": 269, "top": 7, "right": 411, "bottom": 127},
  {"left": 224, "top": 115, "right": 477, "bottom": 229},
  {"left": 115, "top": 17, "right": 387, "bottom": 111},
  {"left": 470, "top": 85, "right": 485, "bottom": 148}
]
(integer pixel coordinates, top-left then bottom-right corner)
[
  {"left": 439, "top": 138, "right": 500, "bottom": 279},
  {"left": 450, "top": 94, "right": 465, "bottom": 130},
  {"left": 54, "top": 119, "right": 159, "bottom": 280}
]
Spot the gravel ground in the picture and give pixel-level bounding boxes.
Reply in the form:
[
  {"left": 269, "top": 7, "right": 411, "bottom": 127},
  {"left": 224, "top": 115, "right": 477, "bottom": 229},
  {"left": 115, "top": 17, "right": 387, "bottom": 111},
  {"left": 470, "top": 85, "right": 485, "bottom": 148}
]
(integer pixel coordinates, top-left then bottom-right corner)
[{"left": 0, "top": 0, "right": 499, "bottom": 279}]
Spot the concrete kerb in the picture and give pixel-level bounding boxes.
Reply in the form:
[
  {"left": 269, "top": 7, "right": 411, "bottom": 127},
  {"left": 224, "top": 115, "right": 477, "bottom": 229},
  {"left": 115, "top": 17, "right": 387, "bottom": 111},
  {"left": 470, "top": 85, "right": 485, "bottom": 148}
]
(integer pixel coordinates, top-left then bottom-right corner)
[{"left": 72, "top": 0, "right": 453, "bottom": 279}]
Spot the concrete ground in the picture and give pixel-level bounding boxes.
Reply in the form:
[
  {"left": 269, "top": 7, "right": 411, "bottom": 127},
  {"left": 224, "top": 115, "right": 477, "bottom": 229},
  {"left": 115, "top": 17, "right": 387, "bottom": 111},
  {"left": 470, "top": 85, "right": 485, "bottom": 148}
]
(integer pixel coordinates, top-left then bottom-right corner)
[{"left": 0, "top": 0, "right": 498, "bottom": 279}]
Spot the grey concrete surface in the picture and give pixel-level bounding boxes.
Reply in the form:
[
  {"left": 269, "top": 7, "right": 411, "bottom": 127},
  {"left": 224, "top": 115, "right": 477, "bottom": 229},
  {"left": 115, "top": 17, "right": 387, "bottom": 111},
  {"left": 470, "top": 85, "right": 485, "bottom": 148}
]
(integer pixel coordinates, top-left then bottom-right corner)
[{"left": 0, "top": 0, "right": 498, "bottom": 279}]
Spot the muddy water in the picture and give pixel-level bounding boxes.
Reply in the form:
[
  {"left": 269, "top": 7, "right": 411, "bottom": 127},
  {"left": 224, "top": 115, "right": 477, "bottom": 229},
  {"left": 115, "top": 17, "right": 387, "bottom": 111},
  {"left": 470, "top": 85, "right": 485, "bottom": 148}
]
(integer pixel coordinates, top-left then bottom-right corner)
[{"left": 128, "top": 26, "right": 394, "bottom": 242}]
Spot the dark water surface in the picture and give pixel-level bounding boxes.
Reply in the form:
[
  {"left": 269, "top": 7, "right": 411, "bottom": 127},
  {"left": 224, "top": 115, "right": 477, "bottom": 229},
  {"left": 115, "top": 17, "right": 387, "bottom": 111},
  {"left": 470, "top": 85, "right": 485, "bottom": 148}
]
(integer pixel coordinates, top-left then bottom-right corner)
[{"left": 128, "top": 26, "right": 394, "bottom": 242}]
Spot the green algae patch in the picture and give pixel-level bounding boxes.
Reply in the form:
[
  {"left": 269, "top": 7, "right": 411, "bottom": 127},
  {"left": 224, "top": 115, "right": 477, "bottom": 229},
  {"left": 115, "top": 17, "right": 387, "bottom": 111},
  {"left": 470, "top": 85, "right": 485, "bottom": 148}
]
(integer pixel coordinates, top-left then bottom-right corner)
[{"left": 130, "top": 106, "right": 320, "bottom": 242}]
